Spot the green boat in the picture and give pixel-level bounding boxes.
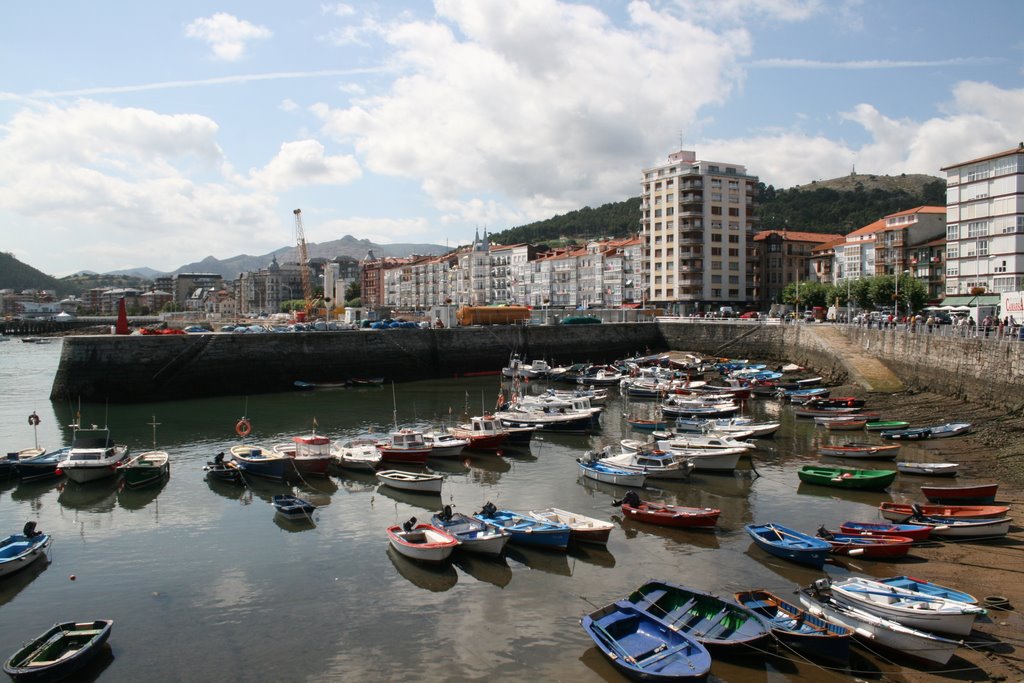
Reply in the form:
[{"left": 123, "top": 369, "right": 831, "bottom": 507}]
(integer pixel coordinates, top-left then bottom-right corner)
[
  {"left": 864, "top": 420, "right": 910, "bottom": 432},
  {"left": 797, "top": 466, "right": 896, "bottom": 491}
]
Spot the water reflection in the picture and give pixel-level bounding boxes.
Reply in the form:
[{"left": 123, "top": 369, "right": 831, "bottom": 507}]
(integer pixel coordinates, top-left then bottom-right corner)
[
  {"left": 425, "top": 458, "right": 470, "bottom": 475},
  {"left": 70, "top": 644, "right": 115, "bottom": 683},
  {"left": 505, "top": 545, "right": 572, "bottom": 577},
  {"left": 568, "top": 542, "right": 616, "bottom": 569},
  {"left": 613, "top": 514, "right": 721, "bottom": 550},
  {"left": 10, "top": 477, "right": 62, "bottom": 503},
  {"left": 273, "top": 514, "right": 318, "bottom": 533},
  {"left": 386, "top": 546, "right": 458, "bottom": 592},
  {"left": 376, "top": 484, "right": 443, "bottom": 512},
  {"left": 57, "top": 478, "right": 119, "bottom": 512},
  {"left": 452, "top": 552, "right": 513, "bottom": 588},
  {"left": 206, "top": 474, "right": 248, "bottom": 502},
  {"left": 117, "top": 479, "right": 167, "bottom": 511},
  {"left": 0, "top": 555, "right": 49, "bottom": 608},
  {"left": 333, "top": 471, "right": 377, "bottom": 495},
  {"left": 795, "top": 481, "right": 895, "bottom": 506}
]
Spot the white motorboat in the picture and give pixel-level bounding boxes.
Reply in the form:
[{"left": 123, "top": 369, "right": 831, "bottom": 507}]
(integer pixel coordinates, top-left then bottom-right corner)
[
  {"left": 431, "top": 507, "right": 510, "bottom": 556},
  {"left": 896, "top": 462, "right": 960, "bottom": 477},
  {"left": 594, "top": 445, "right": 694, "bottom": 480},
  {"left": 422, "top": 427, "right": 470, "bottom": 457},
  {"left": 376, "top": 469, "right": 444, "bottom": 494},
  {"left": 332, "top": 438, "right": 381, "bottom": 472},
  {"left": 0, "top": 523, "right": 51, "bottom": 578},
  {"left": 576, "top": 457, "right": 647, "bottom": 488},
  {"left": 654, "top": 434, "right": 755, "bottom": 451},
  {"left": 58, "top": 427, "right": 130, "bottom": 483},
  {"left": 798, "top": 582, "right": 960, "bottom": 666},
  {"left": 387, "top": 519, "right": 459, "bottom": 564},
  {"left": 827, "top": 576, "right": 985, "bottom": 637}
]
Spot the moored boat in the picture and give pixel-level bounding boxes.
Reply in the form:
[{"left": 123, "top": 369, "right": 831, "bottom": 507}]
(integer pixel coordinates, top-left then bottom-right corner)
[
  {"left": 734, "top": 589, "right": 851, "bottom": 665},
  {"left": 878, "top": 501, "right": 1009, "bottom": 522},
  {"left": 376, "top": 428, "right": 432, "bottom": 465},
  {"left": 877, "top": 576, "right": 979, "bottom": 605},
  {"left": 58, "top": 427, "right": 130, "bottom": 484},
  {"left": 15, "top": 448, "right": 69, "bottom": 483},
  {"left": 798, "top": 581, "right": 959, "bottom": 665},
  {"left": 626, "top": 580, "right": 771, "bottom": 649},
  {"left": 827, "top": 576, "right": 985, "bottom": 636},
  {"left": 528, "top": 507, "right": 613, "bottom": 545},
  {"left": 121, "top": 450, "right": 170, "bottom": 489},
  {"left": 838, "top": 521, "right": 932, "bottom": 542},
  {"left": 864, "top": 420, "right": 910, "bottom": 432},
  {"left": 577, "top": 456, "right": 647, "bottom": 488},
  {"left": 925, "top": 422, "right": 972, "bottom": 438},
  {"left": 797, "top": 465, "right": 896, "bottom": 491},
  {"left": 896, "top": 462, "right": 959, "bottom": 477},
  {"left": 422, "top": 427, "right": 470, "bottom": 458},
  {"left": 386, "top": 518, "right": 459, "bottom": 564},
  {"left": 0, "top": 523, "right": 50, "bottom": 579},
  {"left": 271, "top": 494, "right": 317, "bottom": 521},
  {"left": 596, "top": 445, "right": 694, "bottom": 480},
  {"left": 3, "top": 620, "right": 113, "bottom": 682},
  {"left": 613, "top": 491, "right": 719, "bottom": 529},
  {"left": 331, "top": 438, "right": 382, "bottom": 472},
  {"left": 920, "top": 483, "right": 998, "bottom": 504},
  {"left": 580, "top": 600, "right": 712, "bottom": 681},
  {"left": 230, "top": 445, "right": 292, "bottom": 482},
  {"left": 472, "top": 503, "right": 571, "bottom": 550},
  {"left": 272, "top": 432, "right": 333, "bottom": 476},
  {"left": 880, "top": 427, "right": 932, "bottom": 441},
  {"left": 825, "top": 418, "right": 868, "bottom": 431},
  {"left": 431, "top": 506, "right": 509, "bottom": 556},
  {"left": 375, "top": 469, "right": 444, "bottom": 494},
  {"left": 911, "top": 515, "right": 1012, "bottom": 539},
  {"left": 818, "top": 443, "right": 899, "bottom": 460},
  {"left": 450, "top": 415, "right": 510, "bottom": 451},
  {"left": 204, "top": 452, "right": 243, "bottom": 483},
  {"left": 814, "top": 528, "right": 914, "bottom": 558},
  {"left": 745, "top": 522, "right": 831, "bottom": 568}
]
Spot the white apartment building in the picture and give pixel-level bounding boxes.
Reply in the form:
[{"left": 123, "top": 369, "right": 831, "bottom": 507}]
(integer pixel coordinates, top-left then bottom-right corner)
[
  {"left": 641, "top": 150, "right": 758, "bottom": 314},
  {"left": 942, "top": 145, "right": 1024, "bottom": 295}
]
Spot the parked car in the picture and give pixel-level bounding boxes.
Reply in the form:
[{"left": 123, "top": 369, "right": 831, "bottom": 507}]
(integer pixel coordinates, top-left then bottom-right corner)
[{"left": 739, "top": 311, "right": 759, "bottom": 320}]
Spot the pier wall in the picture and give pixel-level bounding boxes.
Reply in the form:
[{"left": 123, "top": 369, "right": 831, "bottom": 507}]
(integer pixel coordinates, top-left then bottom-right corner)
[{"left": 49, "top": 322, "right": 1024, "bottom": 409}]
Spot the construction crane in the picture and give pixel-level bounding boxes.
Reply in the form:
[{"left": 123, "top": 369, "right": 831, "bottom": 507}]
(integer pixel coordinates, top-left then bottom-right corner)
[{"left": 292, "top": 209, "right": 314, "bottom": 315}]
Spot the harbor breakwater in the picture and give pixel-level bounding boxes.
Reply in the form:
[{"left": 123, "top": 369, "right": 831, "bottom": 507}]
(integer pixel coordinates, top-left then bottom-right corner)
[{"left": 50, "top": 322, "right": 1024, "bottom": 409}]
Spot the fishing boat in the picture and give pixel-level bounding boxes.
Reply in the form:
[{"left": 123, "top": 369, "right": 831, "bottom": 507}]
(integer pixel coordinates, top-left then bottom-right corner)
[
  {"left": 827, "top": 576, "right": 985, "bottom": 636},
  {"left": 877, "top": 576, "right": 979, "bottom": 605},
  {"left": 472, "top": 503, "right": 571, "bottom": 550},
  {"left": 271, "top": 494, "right": 317, "bottom": 521},
  {"left": 878, "top": 501, "right": 1009, "bottom": 522},
  {"left": 744, "top": 522, "right": 831, "bottom": 568},
  {"left": 577, "top": 456, "right": 647, "bottom": 488},
  {"left": 15, "top": 448, "right": 69, "bottom": 483},
  {"left": 624, "top": 416, "right": 667, "bottom": 431},
  {"left": 450, "top": 415, "right": 510, "bottom": 451},
  {"left": 422, "top": 427, "right": 470, "bottom": 458},
  {"left": 230, "top": 445, "right": 292, "bottom": 482},
  {"left": 3, "top": 620, "right": 113, "bottom": 682},
  {"left": 528, "top": 507, "right": 614, "bottom": 545},
  {"left": 121, "top": 416, "right": 169, "bottom": 489},
  {"left": 653, "top": 433, "right": 755, "bottom": 451},
  {"left": 925, "top": 422, "right": 972, "bottom": 438},
  {"left": 791, "top": 406, "right": 861, "bottom": 419},
  {"left": 386, "top": 518, "right": 459, "bottom": 564},
  {"left": 864, "top": 420, "right": 910, "bottom": 432},
  {"left": 204, "top": 452, "right": 243, "bottom": 483},
  {"left": 734, "top": 589, "right": 851, "bottom": 665},
  {"left": 595, "top": 446, "right": 694, "bottom": 480},
  {"left": 896, "top": 462, "right": 959, "bottom": 477},
  {"left": 838, "top": 521, "right": 932, "bottom": 542},
  {"left": 814, "top": 528, "right": 914, "bottom": 558},
  {"left": 817, "top": 443, "right": 899, "bottom": 460},
  {"left": 800, "top": 396, "right": 865, "bottom": 409},
  {"left": 376, "top": 428, "right": 432, "bottom": 465},
  {"left": 797, "top": 466, "right": 896, "bottom": 491},
  {"left": 880, "top": 427, "right": 932, "bottom": 441},
  {"left": 670, "top": 417, "right": 781, "bottom": 438},
  {"left": 626, "top": 580, "right": 771, "bottom": 649},
  {"left": 58, "top": 427, "right": 130, "bottom": 484},
  {"left": 0, "top": 523, "right": 50, "bottom": 578},
  {"left": 375, "top": 469, "right": 443, "bottom": 494},
  {"left": 580, "top": 601, "right": 712, "bottom": 681},
  {"left": 331, "top": 438, "right": 382, "bottom": 472},
  {"left": 272, "top": 432, "right": 333, "bottom": 476},
  {"left": 798, "top": 581, "right": 960, "bottom": 665},
  {"left": 824, "top": 418, "right": 868, "bottom": 431},
  {"left": 920, "top": 483, "right": 998, "bottom": 504},
  {"left": 613, "top": 491, "right": 720, "bottom": 529},
  {"left": 431, "top": 506, "right": 509, "bottom": 556}
]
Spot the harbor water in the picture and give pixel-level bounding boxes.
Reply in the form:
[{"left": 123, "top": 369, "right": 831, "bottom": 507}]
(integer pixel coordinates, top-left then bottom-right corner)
[{"left": 0, "top": 339, "right": 948, "bottom": 681}]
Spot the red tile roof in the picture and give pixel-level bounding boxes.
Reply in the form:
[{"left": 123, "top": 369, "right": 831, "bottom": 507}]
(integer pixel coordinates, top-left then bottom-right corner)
[
  {"left": 753, "top": 229, "right": 842, "bottom": 243},
  {"left": 941, "top": 145, "right": 1024, "bottom": 171}
]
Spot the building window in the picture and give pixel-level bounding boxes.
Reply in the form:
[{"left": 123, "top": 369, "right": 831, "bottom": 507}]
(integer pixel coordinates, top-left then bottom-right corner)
[
  {"left": 967, "top": 221, "right": 988, "bottom": 238},
  {"left": 728, "top": 208, "right": 739, "bottom": 217},
  {"left": 711, "top": 247, "right": 722, "bottom": 256},
  {"left": 711, "top": 206, "right": 722, "bottom": 216},
  {"left": 947, "top": 225, "right": 959, "bottom": 241}
]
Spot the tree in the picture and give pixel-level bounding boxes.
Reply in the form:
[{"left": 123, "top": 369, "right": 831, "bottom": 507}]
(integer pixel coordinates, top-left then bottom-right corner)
[{"left": 344, "top": 281, "right": 361, "bottom": 301}]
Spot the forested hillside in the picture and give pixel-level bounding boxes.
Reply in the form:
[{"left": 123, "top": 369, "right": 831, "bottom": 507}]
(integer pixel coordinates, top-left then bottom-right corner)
[{"left": 489, "top": 173, "right": 946, "bottom": 245}]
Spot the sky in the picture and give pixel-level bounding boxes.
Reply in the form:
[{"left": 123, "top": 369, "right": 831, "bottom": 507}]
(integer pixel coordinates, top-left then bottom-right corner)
[{"left": 2, "top": 0, "right": 1023, "bottom": 277}]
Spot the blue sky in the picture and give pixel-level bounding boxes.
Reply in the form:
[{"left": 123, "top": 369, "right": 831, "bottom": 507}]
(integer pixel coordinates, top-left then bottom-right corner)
[{"left": 2, "top": 0, "right": 1022, "bottom": 276}]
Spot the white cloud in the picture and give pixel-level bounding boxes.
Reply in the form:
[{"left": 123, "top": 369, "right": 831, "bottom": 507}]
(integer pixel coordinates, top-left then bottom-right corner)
[
  {"left": 247, "top": 140, "right": 361, "bottom": 192},
  {"left": 321, "top": 3, "right": 355, "bottom": 18},
  {"left": 750, "top": 57, "right": 1001, "bottom": 70},
  {"left": 185, "top": 13, "right": 272, "bottom": 61},
  {"left": 668, "top": 0, "right": 824, "bottom": 26},
  {"left": 317, "top": 0, "right": 749, "bottom": 223},
  {"left": 279, "top": 99, "right": 299, "bottom": 112}
]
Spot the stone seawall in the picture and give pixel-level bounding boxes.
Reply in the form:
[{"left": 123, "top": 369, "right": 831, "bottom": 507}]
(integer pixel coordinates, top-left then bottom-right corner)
[
  {"left": 50, "top": 322, "right": 1024, "bottom": 409},
  {"left": 50, "top": 324, "right": 666, "bottom": 403}
]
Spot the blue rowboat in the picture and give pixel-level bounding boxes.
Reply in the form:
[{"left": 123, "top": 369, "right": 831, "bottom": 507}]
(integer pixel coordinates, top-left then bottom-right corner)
[
  {"left": 472, "top": 503, "right": 570, "bottom": 551},
  {"left": 229, "top": 445, "right": 292, "bottom": 481},
  {"left": 745, "top": 522, "right": 831, "bottom": 568},
  {"left": 877, "top": 576, "right": 979, "bottom": 605},
  {"left": 880, "top": 427, "right": 932, "bottom": 441},
  {"left": 271, "top": 495, "right": 317, "bottom": 521},
  {"left": 734, "top": 589, "right": 851, "bottom": 665},
  {"left": 0, "top": 524, "right": 51, "bottom": 579},
  {"left": 581, "top": 600, "right": 711, "bottom": 681},
  {"left": 625, "top": 580, "right": 771, "bottom": 650}
]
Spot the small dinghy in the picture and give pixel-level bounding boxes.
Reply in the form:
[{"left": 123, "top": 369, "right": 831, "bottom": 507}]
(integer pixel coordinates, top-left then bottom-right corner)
[
  {"left": 826, "top": 576, "right": 986, "bottom": 636},
  {"left": 745, "top": 522, "right": 831, "bottom": 568},
  {"left": 878, "top": 501, "right": 1009, "bottom": 522},
  {"left": 386, "top": 518, "right": 459, "bottom": 564},
  {"left": 613, "top": 490, "right": 719, "bottom": 529},
  {"left": 734, "top": 589, "right": 851, "bottom": 665},
  {"left": 271, "top": 495, "right": 317, "bottom": 521},
  {"left": 920, "top": 483, "right": 997, "bottom": 504},
  {"left": 0, "top": 523, "right": 51, "bottom": 579},
  {"left": 580, "top": 601, "right": 712, "bottom": 681},
  {"left": 896, "top": 462, "right": 959, "bottom": 477},
  {"left": 204, "top": 452, "right": 243, "bottom": 484},
  {"left": 797, "top": 465, "right": 896, "bottom": 491},
  {"left": 877, "top": 576, "right": 979, "bottom": 605},
  {"left": 431, "top": 506, "right": 509, "bottom": 556},
  {"left": 375, "top": 469, "right": 444, "bottom": 494},
  {"left": 815, "top": 527, "right": 914, "bottom": 558},
  {"left": 838, "top": 521, "right": 932, "bottom": 542},
  {"left": 528, "top": 507, "right": 613, "bottom": 545},
  {"left": 818, "top": 443, "right": 899, "bottom": 460},
  {"left": 880, "top": 427, "right": 932, "bottom": 441},
  {"left": 4, "top": 620, "right": 113, "bottom": 682}
]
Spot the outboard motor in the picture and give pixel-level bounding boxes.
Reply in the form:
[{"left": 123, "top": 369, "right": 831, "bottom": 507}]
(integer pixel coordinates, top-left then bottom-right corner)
[
  {"left": 402, "top": 517, "right": 417, "bottom": 533},
  {"left": 23, "top": 521, "right": 39, "bottom": 538},
  {"left": 910, "top": 503, "right": 924, "bottom": 519},
  {"left": 479, "top": 502, "right": 498, "bottom": 517},
  {"left": 816, "top": 525, "right": 834, "bottom": 540},
  {"left": 439, "top": 505, "right": 453, "bottom": 522},
  {"left": 214, "top": 452, "right": 225, "bottom": 464}
]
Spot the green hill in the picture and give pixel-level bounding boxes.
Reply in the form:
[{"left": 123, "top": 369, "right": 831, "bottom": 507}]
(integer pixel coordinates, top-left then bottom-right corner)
[
  {"left": 0, "top": 252, "right": 67, "bottom": 294},
  {"left": 490, "top": 173, "right": 946, "bottom": 244}
]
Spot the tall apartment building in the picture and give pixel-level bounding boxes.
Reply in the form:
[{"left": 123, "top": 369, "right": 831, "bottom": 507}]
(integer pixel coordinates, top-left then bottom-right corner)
[
  {"left": 942, "top": 145, "right": 1024, "bottom": 296},
  {"left": 641, "top": 150, "right": 758, "bottom": 314}
]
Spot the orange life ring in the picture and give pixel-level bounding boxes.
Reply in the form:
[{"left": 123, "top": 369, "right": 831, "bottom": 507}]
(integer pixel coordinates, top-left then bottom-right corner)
[
  {"left": 235, "top": 418, "right": 252, "bottom": 437},
  {"left": 28, "top": 412, "right": 41, "bottom": 426}
]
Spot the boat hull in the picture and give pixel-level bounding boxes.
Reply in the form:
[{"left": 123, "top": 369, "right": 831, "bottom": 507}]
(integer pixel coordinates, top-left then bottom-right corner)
[
  {"left": 121, "top": 451, "right": 170, "bottom": 488},
  {"left": 921, "top": 483, "right": 997, "bottom": 504},
  {"left": 231, "top": 447, "right": 292, "bottom": 481},
  {"left": 578, "top": 461, "right": 647, "bottom": 488},
  {"left": 528, "top": 508, "right": 613, "bottom": 545},
  {"left": 829, "top": 578, "right": 983, "bottom": 636},
  {"left": 734, "top": 590, "right": 851, "bottom": 665},
  {"left": 622, "top": 503, "right": 719, "bottom": 529},
  {"left": 745, "top": 523, "right": 831, "bottom": 568},
  {"left": 838, "top": 521, "right": 932, "bottom": 542},
  {"left": 3, "top": 620, "right": 113, "bottom": 682},
  {"left": 0, "top": 534, "right": 50, "bottom": 578},
  {"left": 376, "top": 470, "right": 443, "bottom": 494},
  {"left": 878, "top": 502, "right": 1009, "bottom": 522},
  {"left": 386, "top": 524, "right": 458, "bottom": 564}
]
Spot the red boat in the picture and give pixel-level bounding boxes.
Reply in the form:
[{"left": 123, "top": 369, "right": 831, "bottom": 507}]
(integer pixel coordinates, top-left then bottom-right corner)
[
  {"left": 878, "top": 502, "right": 1010, "bottom": 522},
  {"left": 272, "top": 433, "right": 332, "bottom": 476},
  {"left": 376, "top": 428, "right": 431, "bottom": 464},
  {"left": 614, "top": 491, "right": 719, "bottom": 528},
  {"left": 921, "top": 483, "right": 998, "bottom": 504},
  {"left": 838, "top": 521, "right": 932, "bottom": 542},
  {"left": 816, "top": 528, "right": 915, "bottom": 558},
  {"left": 450, "top": 415, "right": 509, "bottom": 451}
]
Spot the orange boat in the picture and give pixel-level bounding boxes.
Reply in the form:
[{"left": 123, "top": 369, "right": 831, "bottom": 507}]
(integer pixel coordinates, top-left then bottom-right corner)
[{"left": 879, "top": 502, "right": 1010, "bottom": 523}]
